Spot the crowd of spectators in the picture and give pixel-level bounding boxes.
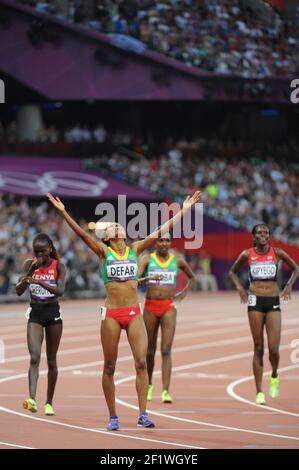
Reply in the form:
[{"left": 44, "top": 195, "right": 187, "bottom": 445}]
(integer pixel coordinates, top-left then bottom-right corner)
[
  {"left": 3, "top": 135, "right": 298, "bottom": 296},
  {"left": 2, "top": 118, "right": 299, "bottom": 296},
  {"left": 16, "top": 0, "right": 299, "bottom": 77},
  {"left": 87, "top": 137, "right": 299, "bottom": 245},
  {"left": 0, "top": 194, "right": 105, "bottom": 297},
  {"left": 0, "top": 121, "right": 132, "bottom": 146},
  {"left": 2, "top": 115, "right": 299, "bottom": 245}
]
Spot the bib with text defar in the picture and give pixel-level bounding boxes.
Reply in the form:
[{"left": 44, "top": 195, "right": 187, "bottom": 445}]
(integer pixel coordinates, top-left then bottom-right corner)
[{"left": 101, "top": 246, "right": 138, "bottom": 284}]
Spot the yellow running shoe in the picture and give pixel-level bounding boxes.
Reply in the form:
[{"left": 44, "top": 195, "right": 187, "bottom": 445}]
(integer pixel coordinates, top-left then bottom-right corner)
[
  {"left": 23, "top": 398, "right": 37, "bottom": 413},
  {"left": 269, "top": 376, "right": 280, "bottom": 398},
  {"left": 255, "top": 392, "right": 266, "bottom": 405},
  {"left": 44, "top": 403, "right": 55, "bottom": 416},
  {"left": 161, "top": 389, "right": 173, "bottom": 403},
  {"left": 147, "top": 384, "right": 153, "bottom": 401}
]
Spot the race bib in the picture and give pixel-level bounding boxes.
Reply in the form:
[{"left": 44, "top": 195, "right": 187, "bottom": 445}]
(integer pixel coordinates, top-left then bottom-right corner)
[
  {"left": 100, "top": 306, "right": 107, "bottom": 320},
  {"left": 148, "top": 269, "right": 176, "bottom": 285},
  {"left": 250, "top": 263, "right": 276, "bottom": 280},
  {"left": 107, "top": 262, "right": 137, "bottom": 280},
  {"left": 29, "top": 283, "right": 55, "bottom": 299},
  {"left": 25, "top": 307, "right": 32, "bottom": 319},
  {"left": 248, "top": 294, "right": 257, "bottom": 307}
]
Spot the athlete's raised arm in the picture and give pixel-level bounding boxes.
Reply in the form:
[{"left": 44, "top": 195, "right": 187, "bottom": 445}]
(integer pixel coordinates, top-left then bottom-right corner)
[
  {"left": 132, "top": 190, "right": 201, "bottom": 256},
  {"left": 47, "top": 193, "right": 107, "bottom": 258}
]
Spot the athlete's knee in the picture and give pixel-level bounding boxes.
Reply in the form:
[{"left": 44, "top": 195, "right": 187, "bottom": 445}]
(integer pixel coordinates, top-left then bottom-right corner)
[
  {"left": 103, "top": 360, "right": 116, "bottom": 376},
  {"left": 161, "top": 344, "right": 172, "bottom": 357},
  {"left": 147, "top": 348, "right": 155, "bottom": 360},
  {"left": 47, "top": 356, "right": 57, "bottom": 372},
  {"left": 30, "top": 352, "right": 41, "bottom": 367},
  {"left": 254, "top": 343, "right": 264, "bottom": 359},
  {"left": 269, "top": 346, "right": 279, "bottom": 361},
  {"left": 135, "top": 358, "right": 147, "bottom": 373}
]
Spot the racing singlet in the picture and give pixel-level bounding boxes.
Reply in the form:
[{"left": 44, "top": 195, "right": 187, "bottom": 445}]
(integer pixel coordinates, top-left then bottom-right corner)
[
  {"left": 146, "top": 252, "right": 178, "bottom": 286},
  {"left": 29, "top": 259, "right": 59, "bottom": 301},
  {"left": 248, "top": 247, "right": 278, "bottom": 282},
  {"left": 101, "top": 246, "right": 138, "bottom": 284}
]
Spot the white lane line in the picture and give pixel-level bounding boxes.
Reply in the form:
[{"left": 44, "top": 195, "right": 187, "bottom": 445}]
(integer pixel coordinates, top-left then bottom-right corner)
[
  {"left": 3, "top": 324, "right": 250, "bottom": 351},
  {"left": 4, "top": 325, "right": 299, "bottom": 364},
  {"left": 0, "top": 441, "right": 36, "bottom": 449},
  {"left": 0, "top": 324, "right": 100, "bottom": 341},
  {"left": 0, "top": 361, "right": 204, "bottom": 449},
  {"left": 0, "top": 407, "right": 203, "bottom": 450},
  {"left": 115, "top": 373, "right": 299, "bottom": 442},
  {"left": 1, "top": 333, "right": 251, "bottom": 364},
  {"left": 1, "top": 338, "right": 298, "bottom": 446},
  {"left": 226, "top": 363, "right": 299, "bottom": 417},
  {"left": 4, "top": 334, "right": 102, "bottom": 350}
]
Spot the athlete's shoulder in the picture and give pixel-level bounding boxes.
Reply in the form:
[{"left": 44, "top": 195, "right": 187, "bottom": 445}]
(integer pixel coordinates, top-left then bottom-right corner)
[
  {"left": 273, "top": 247, "right": 286, "bottom": 258},
  {"left": 240, "top": 249, "right": 250, "bottom": 259}
]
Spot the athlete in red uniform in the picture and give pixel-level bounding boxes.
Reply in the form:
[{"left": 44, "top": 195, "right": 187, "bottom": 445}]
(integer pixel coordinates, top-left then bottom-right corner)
[
  {"left": 229, "top": 224, "right": 299, "bottom": 404},
  {"left": 16, "top": 233, "right": 66, "bottom": 415},
  {"left": 138, "top": 234, "right": 195, "bottom": 403}
]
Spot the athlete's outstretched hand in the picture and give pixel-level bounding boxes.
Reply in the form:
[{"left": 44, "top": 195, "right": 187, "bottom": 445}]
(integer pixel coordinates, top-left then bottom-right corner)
[
  {"left": 182, "top": 190, "right": 201, "bottom": 210},
  {"left": 47, "top": 193, "right": 65, "bottom": 213}
]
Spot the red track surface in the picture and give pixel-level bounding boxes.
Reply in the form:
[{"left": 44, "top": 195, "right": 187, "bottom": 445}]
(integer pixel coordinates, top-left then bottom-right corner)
[{"left": 0, "top": 292, "right": 298, "bottom": 449}]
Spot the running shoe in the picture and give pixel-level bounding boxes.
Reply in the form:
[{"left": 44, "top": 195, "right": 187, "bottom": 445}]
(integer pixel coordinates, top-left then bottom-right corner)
[
  {"left": 269, "top": 375, "right": 280, "bottom": 398},
  {"left": 255, "top": 392, "right": 266, "bottom": 405},
  {"left": 107, "top": 415, "right": 119, "bottom": 431},
  {"left": 44, "top": 403, "right": 55, "bottom": 416},
  {"left": 137, "top": 411, "right": 155, "bottom": 428},
  {"left": 147, "top": 384, "right": 153, "bottom": 401},
  {"left": 23, "top": 398, "right": 37, "bottom": 413},
  {"left": 161, "top": 390, "right": 173, "bottom": 403}
]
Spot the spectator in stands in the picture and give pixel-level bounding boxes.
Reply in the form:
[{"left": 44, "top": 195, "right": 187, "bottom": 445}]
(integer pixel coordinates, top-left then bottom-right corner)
[
  {"left": 17, "top": 0, "right": 298, "bottom": 77},
  {"left": 194, "top": 250, "right": 218, "bottom": 292}
]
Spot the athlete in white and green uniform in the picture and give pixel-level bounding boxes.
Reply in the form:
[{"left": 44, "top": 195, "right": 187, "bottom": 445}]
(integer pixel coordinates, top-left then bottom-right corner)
[
  {"left": 48, "top": 190, "right": 201, "bottom": 430},
  {"left": 139, "top": 233, "right": 195, "bottom": 404}
]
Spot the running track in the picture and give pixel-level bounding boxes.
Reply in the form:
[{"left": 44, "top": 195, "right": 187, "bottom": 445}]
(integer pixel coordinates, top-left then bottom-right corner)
[{"left": 0, "top": 292, "right": 298, "bottom": 449}]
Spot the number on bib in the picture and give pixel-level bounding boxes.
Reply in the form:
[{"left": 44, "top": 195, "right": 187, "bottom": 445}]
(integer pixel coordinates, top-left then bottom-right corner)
[{"left": 248, "top": 294, "right": 257, "bottom": 307}]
